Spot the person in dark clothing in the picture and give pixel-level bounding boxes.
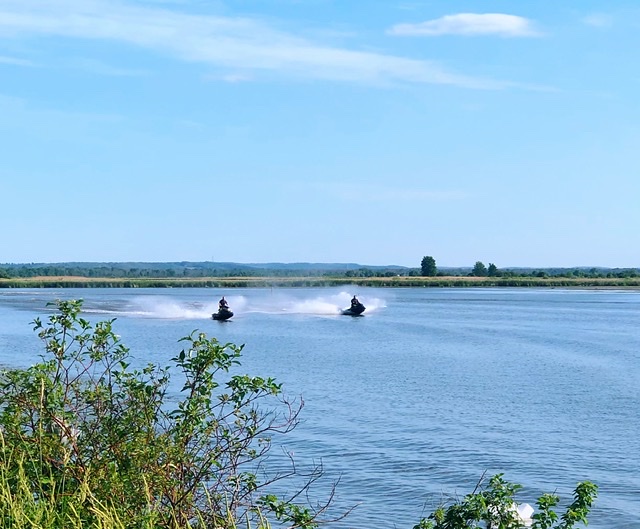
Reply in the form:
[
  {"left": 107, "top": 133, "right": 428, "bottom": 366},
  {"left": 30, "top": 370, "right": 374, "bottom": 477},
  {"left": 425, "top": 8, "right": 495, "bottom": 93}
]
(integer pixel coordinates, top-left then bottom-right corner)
[{"left": 219, "top": 296, "right": 229, "bottom": 310}]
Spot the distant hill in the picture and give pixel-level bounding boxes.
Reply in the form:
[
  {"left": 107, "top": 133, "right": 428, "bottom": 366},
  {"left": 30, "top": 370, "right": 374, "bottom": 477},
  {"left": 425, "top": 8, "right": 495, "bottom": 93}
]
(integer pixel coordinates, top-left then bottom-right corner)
[
  {"left": 240, "top": 262, "right": 408, "bottom": 271},
  {"left": 1, "top": 261, "right": 410, "bottom": 272}
]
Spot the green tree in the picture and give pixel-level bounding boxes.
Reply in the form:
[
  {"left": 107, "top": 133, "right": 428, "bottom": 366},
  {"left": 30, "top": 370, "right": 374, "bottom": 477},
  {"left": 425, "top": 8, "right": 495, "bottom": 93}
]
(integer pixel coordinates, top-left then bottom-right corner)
[
  {"left": 487, "top": 263, "right": 499, "bottom": 277},
  {"left": 471, "top": 261, "right": 488, "bottom": 277},
  {"left": 421, "top": 256, "right": 438, "bottom": 276}
]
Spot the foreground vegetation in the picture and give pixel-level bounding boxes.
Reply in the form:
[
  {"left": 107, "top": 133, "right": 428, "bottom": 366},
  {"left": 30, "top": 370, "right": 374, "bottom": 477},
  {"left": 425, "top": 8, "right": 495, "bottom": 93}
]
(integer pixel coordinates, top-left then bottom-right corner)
[{"left": 1, "top": 301, "right": 597, "bottom": 528}]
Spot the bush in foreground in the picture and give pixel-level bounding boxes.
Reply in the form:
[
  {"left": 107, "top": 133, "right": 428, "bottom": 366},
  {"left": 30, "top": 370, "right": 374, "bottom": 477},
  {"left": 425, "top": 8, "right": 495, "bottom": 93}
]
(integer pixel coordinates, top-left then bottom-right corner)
[
  {"left": 413, "top": 473, "right": 597, "bottom": 529},
  {"left": 0, "top": 300, "right": 332, "bottom": 528}
]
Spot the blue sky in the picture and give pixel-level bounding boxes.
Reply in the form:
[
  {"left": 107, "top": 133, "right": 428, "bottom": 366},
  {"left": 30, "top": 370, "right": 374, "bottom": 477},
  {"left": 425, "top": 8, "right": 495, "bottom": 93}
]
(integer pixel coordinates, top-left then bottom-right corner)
[{"left": 1, "top": 0, "right": 638, "bottom": 268}]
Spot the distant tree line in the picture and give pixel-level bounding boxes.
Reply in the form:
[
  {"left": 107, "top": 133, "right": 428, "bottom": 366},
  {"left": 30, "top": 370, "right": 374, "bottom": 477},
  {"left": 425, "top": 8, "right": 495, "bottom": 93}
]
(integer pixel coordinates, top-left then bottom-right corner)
[
  {"left": 0, "top": 264, "right": 410, "bottom": 280},
  {"left": 419, "top": 255, "right": 639, "bottom": 279},
  {"left": 0, "top": 264, "right": 338, "bottom": 279},
  {"left": 1, "top": 260, "right": 639, "bottom": 281}
]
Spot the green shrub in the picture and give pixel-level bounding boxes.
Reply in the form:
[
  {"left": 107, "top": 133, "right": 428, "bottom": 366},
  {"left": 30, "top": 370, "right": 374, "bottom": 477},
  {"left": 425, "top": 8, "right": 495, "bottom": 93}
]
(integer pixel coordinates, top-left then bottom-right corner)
[
  {"left": 0, "top": 300, "right": 324, "bottom": 529},
  {"left": 413, "top": 473, "right": 597, "bottom": 529}
]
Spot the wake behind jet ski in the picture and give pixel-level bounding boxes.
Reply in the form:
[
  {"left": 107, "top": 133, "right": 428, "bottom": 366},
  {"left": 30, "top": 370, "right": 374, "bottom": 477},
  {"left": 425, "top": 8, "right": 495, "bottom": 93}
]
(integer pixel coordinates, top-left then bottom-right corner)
[
  {"left": 212, "top": 296, "right": 234, "bottom": 321},
  {"left": 342, "top": 295, "right": 365, "bottom": 316}
]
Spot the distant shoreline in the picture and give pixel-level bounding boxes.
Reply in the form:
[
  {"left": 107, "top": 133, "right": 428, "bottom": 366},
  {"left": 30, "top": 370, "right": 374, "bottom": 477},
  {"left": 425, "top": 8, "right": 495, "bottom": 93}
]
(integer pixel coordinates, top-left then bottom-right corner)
[{"left": 2, "top": 276, "right": 640, "bottom": 289}]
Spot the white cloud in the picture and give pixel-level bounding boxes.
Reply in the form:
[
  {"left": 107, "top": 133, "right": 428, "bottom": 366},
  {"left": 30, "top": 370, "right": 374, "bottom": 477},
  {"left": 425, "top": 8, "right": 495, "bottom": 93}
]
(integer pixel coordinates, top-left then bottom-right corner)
[
  {"left": 0, "top": 54, "right": 34, "bottom": 66},
  {"left": 73, "top": 58, "right": 148, "bottom": 76},
  {"left": 582, "top": 13, "right": 613, "bottom": 28},
  {"left": 388, "top": 13, "right": 540, "bottom": 37},
  {"left": 314, "top": 182, "right": 467, "bottom": 202},
  {"left": 219, "top": 72, "right": 252, "bottom": 83},
  {"left": 0, "top": 92, "right": 27, "bottom": 109},
  {"left": 0, "top": 0, "right": 509, "bottom": 89}
]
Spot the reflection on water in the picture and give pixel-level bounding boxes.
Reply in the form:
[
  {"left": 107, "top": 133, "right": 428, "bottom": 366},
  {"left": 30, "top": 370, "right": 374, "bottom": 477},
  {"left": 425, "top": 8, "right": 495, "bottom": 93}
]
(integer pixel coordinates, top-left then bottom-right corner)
[{"left": 1, "top": 287, "right": 639, "bottom": 529}]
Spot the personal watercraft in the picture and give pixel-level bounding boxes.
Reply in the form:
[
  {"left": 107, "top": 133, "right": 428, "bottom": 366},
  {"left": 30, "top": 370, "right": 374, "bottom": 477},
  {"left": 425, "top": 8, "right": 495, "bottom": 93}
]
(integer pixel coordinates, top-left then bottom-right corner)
[
  {"left": 212, "top": 307, "right": 234, "bottom": 321},
  {"left": 342, "top": 300, "right": 365, "bottom": 316}
]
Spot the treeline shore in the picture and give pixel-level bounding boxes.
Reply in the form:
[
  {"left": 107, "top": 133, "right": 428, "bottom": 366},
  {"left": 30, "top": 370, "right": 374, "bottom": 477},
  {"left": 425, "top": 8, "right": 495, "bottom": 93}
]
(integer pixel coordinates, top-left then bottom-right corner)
[{"left": 2, "top": 276, "right": 640, "bottom": 289}]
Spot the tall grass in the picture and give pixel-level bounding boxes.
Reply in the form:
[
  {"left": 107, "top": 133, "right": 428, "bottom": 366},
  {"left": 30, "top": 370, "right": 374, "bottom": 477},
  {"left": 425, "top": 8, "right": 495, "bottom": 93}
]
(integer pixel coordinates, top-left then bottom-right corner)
[
  {"left": 0, "top": 435, "right": 274, "bottom": 529},
  {"left": 1, "top": 436, "right": 127, "bottom": 528}
]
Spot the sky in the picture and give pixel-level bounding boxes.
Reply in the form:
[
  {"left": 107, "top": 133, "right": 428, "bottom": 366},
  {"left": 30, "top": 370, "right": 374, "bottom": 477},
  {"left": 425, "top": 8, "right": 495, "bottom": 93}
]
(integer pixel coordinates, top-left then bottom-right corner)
[{"left": 1, "top": 0, "right": 639, "bottom": 268}]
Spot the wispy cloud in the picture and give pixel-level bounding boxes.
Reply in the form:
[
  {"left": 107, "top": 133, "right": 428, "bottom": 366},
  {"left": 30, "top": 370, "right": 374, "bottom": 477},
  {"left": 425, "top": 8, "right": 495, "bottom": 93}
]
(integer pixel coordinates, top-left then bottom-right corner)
[
  {"left": 0, "top": 90, "right": 125, "bottom": 138},
  {"left": 582, "top": 13, "right": 613, "bottom": 28},
  {"left": 0, "top": 0, "right": 509, "bottom": 89},
  {"left": 72, "top": 58, "right": 148, "bottom": 77},
  {"left": 388, "top": 13, "right": 541, "bottom": 37},
  {"left": 0, "top": 92, "right": 27, "bottom": 109},
  {"left": 219, "top": 72, "right": 253, "bottom": 83},
  {"left": 0, "top": 55, "right": 35, "bottom": 66},
  {"left": 315, "top": 182, "right": 467, "bottom": 202}
]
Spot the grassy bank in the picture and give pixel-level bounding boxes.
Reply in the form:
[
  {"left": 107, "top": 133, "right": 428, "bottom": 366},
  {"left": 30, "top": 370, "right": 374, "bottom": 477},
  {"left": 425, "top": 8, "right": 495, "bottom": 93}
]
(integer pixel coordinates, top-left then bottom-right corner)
[{"left": 2, "top": 276, "right": 640, "bottom": 288}]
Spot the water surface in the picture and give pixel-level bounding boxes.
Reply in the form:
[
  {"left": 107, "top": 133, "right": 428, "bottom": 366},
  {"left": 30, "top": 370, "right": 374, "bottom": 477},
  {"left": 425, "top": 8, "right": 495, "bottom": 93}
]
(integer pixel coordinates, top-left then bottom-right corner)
[{"left": 1, "top": 287, "right": 638, "bottom": 528}]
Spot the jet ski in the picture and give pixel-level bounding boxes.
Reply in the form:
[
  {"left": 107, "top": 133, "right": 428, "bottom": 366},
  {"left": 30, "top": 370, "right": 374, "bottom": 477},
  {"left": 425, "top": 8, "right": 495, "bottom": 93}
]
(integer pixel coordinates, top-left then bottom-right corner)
[
  {"left": 342, "top": 300, "right": 365, "bottom": 316},
  {"left": 212, "top": 307, "right": 234, "bottom": 321}
]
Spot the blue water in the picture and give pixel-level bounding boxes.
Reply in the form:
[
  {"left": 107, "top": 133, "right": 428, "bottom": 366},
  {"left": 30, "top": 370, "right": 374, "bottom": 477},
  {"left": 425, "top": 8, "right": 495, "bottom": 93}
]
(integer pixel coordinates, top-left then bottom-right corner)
[{"left": 1, "top": 287, "right": 638, "bottom": 528}]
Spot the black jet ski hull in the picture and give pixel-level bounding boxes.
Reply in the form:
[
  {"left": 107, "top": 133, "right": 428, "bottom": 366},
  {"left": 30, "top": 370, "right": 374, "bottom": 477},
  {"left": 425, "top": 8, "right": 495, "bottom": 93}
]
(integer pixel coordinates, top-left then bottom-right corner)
[
  {"left": 212, "top": 308, "right": 234, "bottom": 321},
  {"left": 342, "top": 303, "right": 365, "bottom": 316}
]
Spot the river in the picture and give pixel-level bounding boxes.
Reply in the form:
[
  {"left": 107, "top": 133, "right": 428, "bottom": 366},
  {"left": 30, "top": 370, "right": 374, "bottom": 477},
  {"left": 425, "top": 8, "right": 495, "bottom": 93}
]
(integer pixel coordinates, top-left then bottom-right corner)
[{"left": 0, "top": 287, "right": 638, "bottom": 528}]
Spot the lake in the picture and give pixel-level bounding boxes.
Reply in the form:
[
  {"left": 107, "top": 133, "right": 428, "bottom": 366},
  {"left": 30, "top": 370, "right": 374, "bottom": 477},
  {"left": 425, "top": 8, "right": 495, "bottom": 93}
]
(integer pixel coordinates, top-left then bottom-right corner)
[{"left": 0, "top": 287, "right": 638, "bottom": 528}]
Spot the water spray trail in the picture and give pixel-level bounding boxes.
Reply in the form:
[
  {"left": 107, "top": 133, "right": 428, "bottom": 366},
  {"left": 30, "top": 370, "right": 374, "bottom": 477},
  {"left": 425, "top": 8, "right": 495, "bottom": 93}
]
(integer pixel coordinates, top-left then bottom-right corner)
[
  {"left": 94, "top": 292, "right": 387, "bottom": 319},
  {"left": 119, "top": 296, "right": 251, "bottom": 319}
]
